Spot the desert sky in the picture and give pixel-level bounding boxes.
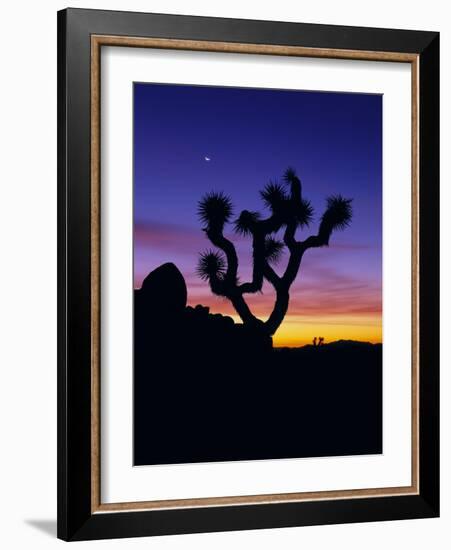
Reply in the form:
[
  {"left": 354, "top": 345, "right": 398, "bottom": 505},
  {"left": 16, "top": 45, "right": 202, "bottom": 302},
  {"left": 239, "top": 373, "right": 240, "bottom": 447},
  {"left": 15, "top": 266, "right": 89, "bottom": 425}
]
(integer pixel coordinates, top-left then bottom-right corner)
[{"left": 133, "top": 83, "right": 382, "bottom": 347}]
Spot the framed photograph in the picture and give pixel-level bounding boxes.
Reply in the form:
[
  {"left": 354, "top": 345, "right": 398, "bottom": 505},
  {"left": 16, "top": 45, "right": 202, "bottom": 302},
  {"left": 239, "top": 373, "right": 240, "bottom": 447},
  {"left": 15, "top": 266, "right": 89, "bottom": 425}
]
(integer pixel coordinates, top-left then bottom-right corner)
[{"left": 57, "top": 8, "right": 439, "bottom": 541}]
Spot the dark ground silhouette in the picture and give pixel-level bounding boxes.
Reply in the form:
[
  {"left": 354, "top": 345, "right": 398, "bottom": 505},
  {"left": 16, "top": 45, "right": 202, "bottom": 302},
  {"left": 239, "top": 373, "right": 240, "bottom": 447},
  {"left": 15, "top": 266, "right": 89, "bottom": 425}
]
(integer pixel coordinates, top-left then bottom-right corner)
[{"left": 134, "top": 263, "right": 382, "bottom": 466}]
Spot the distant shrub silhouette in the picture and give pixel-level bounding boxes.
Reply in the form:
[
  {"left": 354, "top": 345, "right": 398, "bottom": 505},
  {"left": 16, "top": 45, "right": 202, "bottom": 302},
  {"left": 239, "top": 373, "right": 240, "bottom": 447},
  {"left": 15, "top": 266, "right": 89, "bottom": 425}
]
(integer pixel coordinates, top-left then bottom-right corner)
[
  {"left": 197, "top": 168, "right": 353, "bottom": 336},
  {"left": 313, "top": 336, "right": 325, "bottom": 346}
]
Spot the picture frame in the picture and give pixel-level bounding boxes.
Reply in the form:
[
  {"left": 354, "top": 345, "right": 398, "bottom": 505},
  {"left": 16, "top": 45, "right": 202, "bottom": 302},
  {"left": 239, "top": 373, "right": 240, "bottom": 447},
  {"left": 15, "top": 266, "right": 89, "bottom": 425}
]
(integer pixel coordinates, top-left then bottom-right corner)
[{"left": 57, "top": 7, "right": 439, "bottom": 541}]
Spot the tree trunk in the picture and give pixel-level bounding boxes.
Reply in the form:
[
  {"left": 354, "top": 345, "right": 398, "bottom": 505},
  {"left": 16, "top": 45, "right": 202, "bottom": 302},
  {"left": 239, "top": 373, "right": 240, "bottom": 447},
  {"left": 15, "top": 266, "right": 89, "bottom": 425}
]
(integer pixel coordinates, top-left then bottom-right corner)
[
  {"left": 230, "top": 293, "right": 260, "bottom": 327},
  {"left": 265, "top": 287, "right": 290, "bottom": 335}
]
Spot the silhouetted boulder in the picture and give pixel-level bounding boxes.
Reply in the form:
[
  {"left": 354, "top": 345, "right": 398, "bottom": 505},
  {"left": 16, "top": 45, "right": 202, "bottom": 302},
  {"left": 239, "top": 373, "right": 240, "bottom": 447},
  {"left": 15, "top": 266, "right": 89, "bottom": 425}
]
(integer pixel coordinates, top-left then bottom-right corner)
[
  {"left": 137, "top": 262, "right": 187, "bottom": 317},
  {"left": 134, "top": 263, "right": 273, "bottom": 356},
  {"left": 194, "top": 304, "right": 210, "bottom": 318}
]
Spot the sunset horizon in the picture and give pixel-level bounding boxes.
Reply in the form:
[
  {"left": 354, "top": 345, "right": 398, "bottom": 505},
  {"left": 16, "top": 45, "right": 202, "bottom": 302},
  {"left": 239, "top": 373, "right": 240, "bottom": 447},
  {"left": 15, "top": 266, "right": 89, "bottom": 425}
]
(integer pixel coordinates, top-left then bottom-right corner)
[{"left": 134, "top": 266, "right": 382, "bottom": 348}]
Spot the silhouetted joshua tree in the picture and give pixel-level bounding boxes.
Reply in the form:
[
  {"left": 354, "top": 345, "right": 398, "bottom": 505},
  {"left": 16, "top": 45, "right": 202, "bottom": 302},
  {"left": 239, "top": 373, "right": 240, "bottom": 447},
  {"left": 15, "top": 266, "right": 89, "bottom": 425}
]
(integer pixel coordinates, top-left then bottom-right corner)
[{"left": 196, "top": 168, "right": 353, "bottom": 336}]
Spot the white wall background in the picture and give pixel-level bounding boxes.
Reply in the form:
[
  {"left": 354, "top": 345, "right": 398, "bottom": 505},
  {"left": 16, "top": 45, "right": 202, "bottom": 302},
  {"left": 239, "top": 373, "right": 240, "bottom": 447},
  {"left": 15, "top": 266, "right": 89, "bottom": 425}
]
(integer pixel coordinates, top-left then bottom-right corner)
[{"left": 0, "top": 1, "right": 448, "bottom": 548}]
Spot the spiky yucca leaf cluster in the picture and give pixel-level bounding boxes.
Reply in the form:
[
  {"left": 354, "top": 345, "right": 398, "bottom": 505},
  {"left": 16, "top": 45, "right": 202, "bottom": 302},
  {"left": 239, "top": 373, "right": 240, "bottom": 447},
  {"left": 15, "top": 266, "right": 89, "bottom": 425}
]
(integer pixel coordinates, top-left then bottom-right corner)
[
  {"left": 259, "top": 169, "right": 313, "bottom": 229},
  {"left": 197, "top": 192, "right": 233, "bottom": 231},
  {"left": 196, "top": 250, "right": 226, "bottom": 281},
  {"left": 260, "top": 182, "right": 288, "bottom": 212},
  {"left": 293, "top": 198, "right": 314, "bottom": 228},
  {"left": 234, "top": 210, "right": 261, "bottom": 236},
  {"left": 264, "top": 237, "right": 284, "bottom": 264},
  {"left": 319, "top": 195, "right": 353, "bottom": 245},
  {"left": 283, "top": 167, "right": 299, "bottom": 185}
]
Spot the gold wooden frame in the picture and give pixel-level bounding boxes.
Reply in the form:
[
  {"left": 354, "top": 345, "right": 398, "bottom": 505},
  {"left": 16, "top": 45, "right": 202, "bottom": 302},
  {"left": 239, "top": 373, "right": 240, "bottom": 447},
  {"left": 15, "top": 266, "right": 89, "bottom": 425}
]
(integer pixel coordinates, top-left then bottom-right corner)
[{"left": 90, "top": 35, "right": 419, "bottom": 514}]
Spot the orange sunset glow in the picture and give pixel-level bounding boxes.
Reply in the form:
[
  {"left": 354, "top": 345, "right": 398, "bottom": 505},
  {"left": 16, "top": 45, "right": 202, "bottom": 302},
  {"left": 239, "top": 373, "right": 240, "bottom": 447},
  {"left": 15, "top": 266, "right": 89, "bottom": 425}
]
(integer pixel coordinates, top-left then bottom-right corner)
[{"left": 185, "top": 290, "right": 382, "bottom": 347}]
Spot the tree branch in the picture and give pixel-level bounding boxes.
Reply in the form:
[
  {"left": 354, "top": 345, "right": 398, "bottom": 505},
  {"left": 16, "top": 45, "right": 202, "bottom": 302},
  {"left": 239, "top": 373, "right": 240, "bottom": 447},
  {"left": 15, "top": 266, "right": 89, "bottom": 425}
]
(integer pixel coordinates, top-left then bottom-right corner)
[
  {"left": 238, "top": 229, "right": 266, "bottom": 294},
  {"left": 283, "top": 221, "right": 298, "bottom": 251},
  {"left": 300, "top": 234, "right": 326, "bottom": 251},
  {"left": 236, "top": 211, "right": 282, "bottom": 295},
  {"left": 263, "top": 262, "right": 281, "bottom": 289},
  {"left": 206, "top": 228, "right": 239, "bottom": 288}
]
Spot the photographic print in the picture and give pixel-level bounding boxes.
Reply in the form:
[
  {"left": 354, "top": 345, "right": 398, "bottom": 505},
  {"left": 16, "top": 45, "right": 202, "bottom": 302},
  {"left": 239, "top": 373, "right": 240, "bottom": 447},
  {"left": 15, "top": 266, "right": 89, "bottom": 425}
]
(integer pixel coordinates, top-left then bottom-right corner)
[
  {"left": 133, "top": 82, "right": 383, "bottom": 466},
  {"left": 58, "top": 12, "right": 439, "bottom": 539}
]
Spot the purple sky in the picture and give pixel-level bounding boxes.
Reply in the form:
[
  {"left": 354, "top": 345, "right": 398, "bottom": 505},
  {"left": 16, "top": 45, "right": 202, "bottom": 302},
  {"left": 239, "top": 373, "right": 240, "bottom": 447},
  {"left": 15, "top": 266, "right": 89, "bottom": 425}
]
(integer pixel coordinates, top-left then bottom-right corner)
[{"left": 133, "top": 83, "right": 382, "bottom": 345}]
